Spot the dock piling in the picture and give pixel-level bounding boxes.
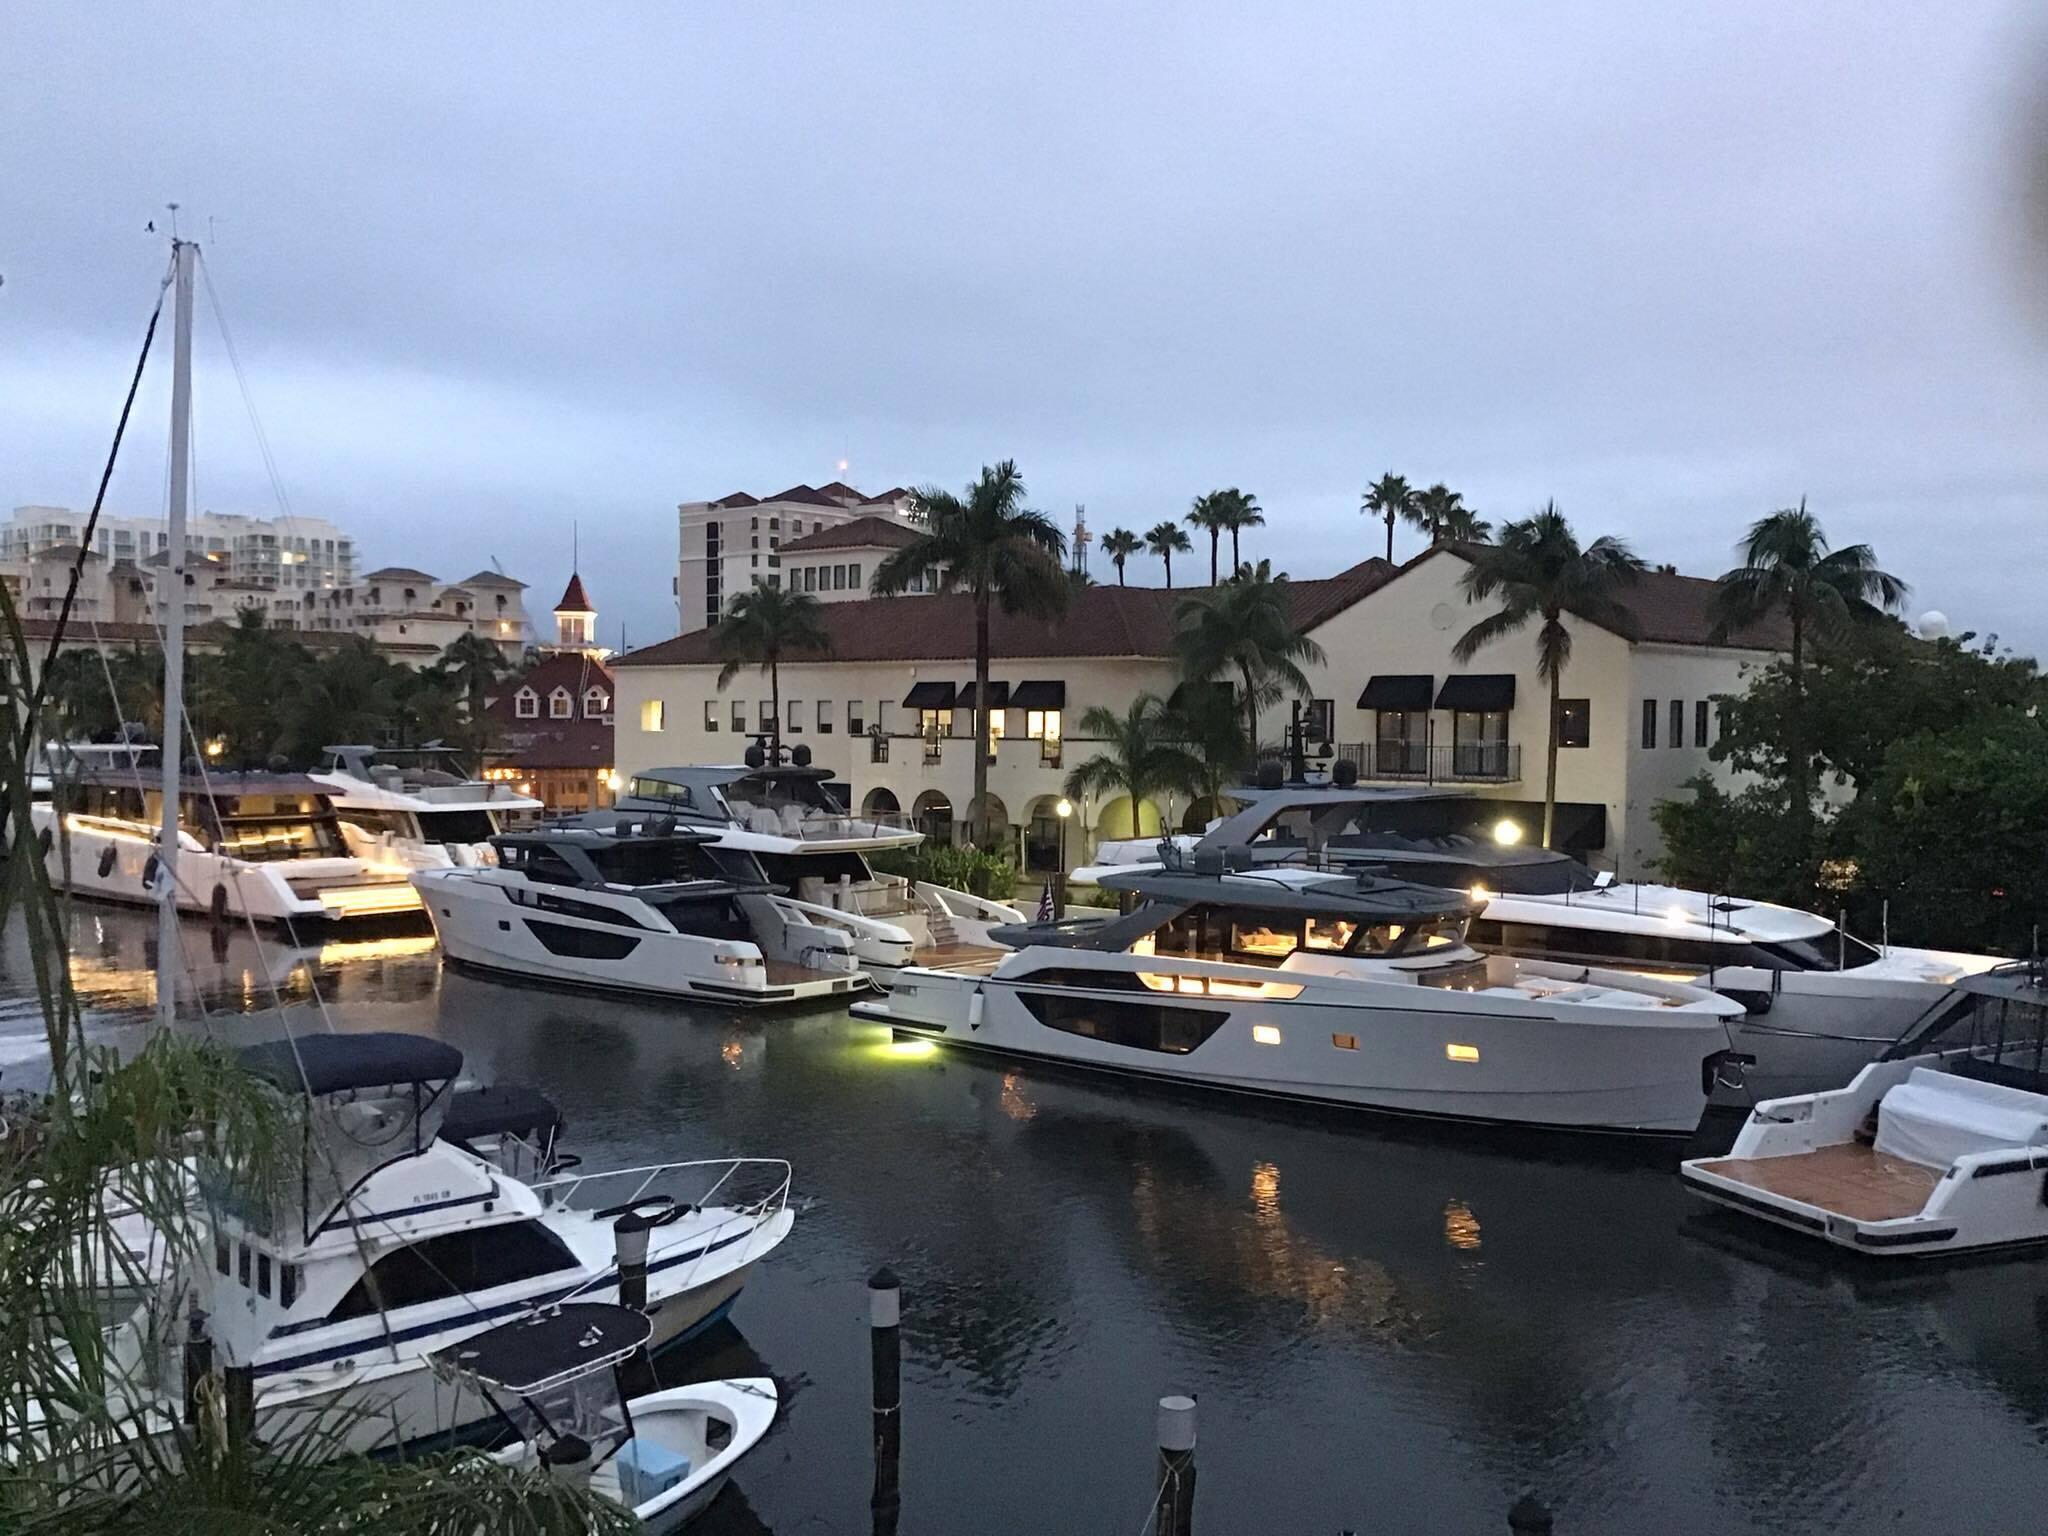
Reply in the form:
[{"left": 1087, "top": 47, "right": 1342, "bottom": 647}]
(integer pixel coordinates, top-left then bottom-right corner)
[
  {"left": 869, "top": 1266, "right": 902, "bottom": 1533},
  {"left": 1156, "top": 1393, "right": 1197, "bottom": 1536}
]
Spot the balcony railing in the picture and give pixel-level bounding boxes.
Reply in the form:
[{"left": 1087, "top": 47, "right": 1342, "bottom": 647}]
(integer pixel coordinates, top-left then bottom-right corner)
[{"left": 1335, "top": 742, "right": 1521, "bottom": 784}]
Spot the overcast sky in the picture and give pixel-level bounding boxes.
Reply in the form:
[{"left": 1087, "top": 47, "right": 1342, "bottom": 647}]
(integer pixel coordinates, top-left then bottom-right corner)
[{"left": 5, "top": 4, "right": 2047, "bottom": 653}]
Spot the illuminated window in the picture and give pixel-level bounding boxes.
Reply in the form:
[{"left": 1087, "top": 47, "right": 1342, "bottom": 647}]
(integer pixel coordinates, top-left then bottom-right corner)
[
  {"left": 1445, "top": 1042, "right": 1480, "bottom": 1063},
  {"left": 1331, "top": 1033, "right": 1357, "bottom": 1050},
  {"left": 640, "top": 699, "right": 665, "bottom": 733},
  {"left": 548, "top": 687, "right": 573, "bottom": 720},
  {"left": 583, "top": 687, "right": 609, "bottom": 717},
  {"left": 703, "top": 699, "right": 717, "bottom": 732},
  {"left": 1251, "top": 1024, "right": 1282, "bottom": 1045}
]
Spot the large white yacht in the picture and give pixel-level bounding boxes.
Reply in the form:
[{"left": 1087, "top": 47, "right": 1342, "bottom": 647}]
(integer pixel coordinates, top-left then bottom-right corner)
[
  {"left": 31, "top": 769, "right": 422, "bottom": 926},
  {"left": 612, "top": 761, "right": 1025, "bottom": 980},
  {"left": 105, "top": 1032, "right": 795, "bottom": 1457},
  {"left": 1079, "top": 786, "right": 2001, "bottom": 1098},
  {"left": 312, "top": 745, "right": 544, "bottom": 871},
  {"left": 855, "top": 851, "right": 1748, "bottom": 1135},
  {"left": 414, "top": 822, "right": 874, "bottom": 1005}
]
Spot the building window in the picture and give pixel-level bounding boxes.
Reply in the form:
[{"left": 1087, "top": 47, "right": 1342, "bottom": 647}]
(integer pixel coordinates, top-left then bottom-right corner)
[
  {"left": 817, "top": 699, "right": 833, "bottom": 734},
  {"left": 769, "top": 517, "right": 780, "bottom": 531},
  {"left": 640, "top": 699, "right": 665, "bottom": 733},
  {"left": 1026, "top": 709, "right": 1064, "bottom": 740},
  {"left": 849, "top": 562, "right": 862, "bottom": 590},
  {"left": 758, "top": 700, "right": 773, "bottom": 730},
  {"left": 1641, "top": 698, "right": 1657, "bottom": 749},
  {"left": 731, "top": 699, "right": 746, "bottom": 732},
  {"left": 1375, "top": 710, "right": 1427, "bottom": 777},
  {"left": 876, "top": 701, "right": 891, "bottom": 735},
  {"left": 1669, "top": 698, "right": 1684, "bottom": 748},
  {"left": 787, "top": 698, "right": 803, "bottom": 733},
  {"left": 833, "top": 565, "right": 847, "bottom": 591},
  {"left": 703, "top": 699, "right": 718, "bottom": 732},
  {"left": 1451, "top": 710, "right": 1507, "bottom": 777},
  {"left": 1304, "top": 698, "right": 1334, "bottom": 745},
  {"left": 848, "top": 699, "right": 865, "bottom": 734},
  {"left": 549, "top": 687, "right": 573, "bottom": 719},
  {"left": 514, "top": 686, "right": 538, "bottom": 719},
  {"left": 803, "top": 566, "right": 816, "bottom": 592},
  {"left": 1557, "top": 698, "right": 1590, "bottom": 749},
  {"left": 766, "top": 574, "right": 781, "bottom": 589},
  {"left": 583, "top": 687, "right": 609, "bottom": 717},
  {"left": 919, "top": 708, "right": 952, "bottom": 739},
  {"left": 1695, "top": 699, "right": 1711, "bottom": 747}
]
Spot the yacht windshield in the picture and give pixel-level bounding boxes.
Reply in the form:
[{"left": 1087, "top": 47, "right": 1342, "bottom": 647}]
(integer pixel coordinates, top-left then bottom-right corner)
[
  {"left": 1145, "top": 903, "right": 1468, "bottom": 965},
  {"left": 210, "top": 794, "right": 345, "bottom": 861},
  {"left": 1750, "top": 932, "right": 1883, "bottom": 972},
  {"left": 416, "top": 809, "right": 497, "bottom": 846}
]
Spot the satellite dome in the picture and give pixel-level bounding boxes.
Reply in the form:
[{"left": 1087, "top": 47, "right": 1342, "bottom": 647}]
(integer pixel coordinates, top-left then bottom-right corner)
[{"left": 1917, "top": 610, "right": 1950, "bottom": 640}]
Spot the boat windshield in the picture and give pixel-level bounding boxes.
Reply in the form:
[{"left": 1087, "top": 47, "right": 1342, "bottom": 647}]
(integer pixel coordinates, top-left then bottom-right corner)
[
  {"left": 1890, "top": 971, "right": 2048, "bottom": 1090},
  {"left": 416, "top": 809, "right": 498, "bottom": 846},
  {"left": 725, "top": 775, "right": 907, "bottom": 840},
  {"left": 1139, "top": 902, "right": 1468, "bottom": 965},
  {"left": 1748, "top": 932, "right": 1883, "bottom": 972}
]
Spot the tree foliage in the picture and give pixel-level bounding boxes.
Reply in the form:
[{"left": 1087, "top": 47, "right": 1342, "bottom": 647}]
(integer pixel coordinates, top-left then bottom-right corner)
[
  {"left": 1174, "top": 559, "right": 1325, "bottom": 758},
  {"left": 713, "top": 582, "right": 832, "bottom": 758}
]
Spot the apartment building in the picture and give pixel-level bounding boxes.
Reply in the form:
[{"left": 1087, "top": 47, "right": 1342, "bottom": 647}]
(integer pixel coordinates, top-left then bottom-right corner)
[
  {"left": 674, "top": 483, "right": 916, "bottom": 631},
  {"left": 613, "top": 547, "right": 1787, "bottom": 875},
  {"left": 3, "top": 504, "right": 357, "bottom": 591}
]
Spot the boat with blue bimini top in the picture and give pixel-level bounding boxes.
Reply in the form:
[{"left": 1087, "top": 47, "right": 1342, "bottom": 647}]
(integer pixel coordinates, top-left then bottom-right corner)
[
  {"left": 1682, "top": 962, "right": 2048, "bottom": 1258},
  {"left": 429, "top": 1302, "right": 778, "bottom": 1532},
  {"left": 413, "top": 821, "right": 872, "bottom": 1005},
  {"left": 853, "top": 845, "right": 1750, "bottom": 1136},
  {"left": 97, "top": 1032, "right": 794, "bottom": 1457}
]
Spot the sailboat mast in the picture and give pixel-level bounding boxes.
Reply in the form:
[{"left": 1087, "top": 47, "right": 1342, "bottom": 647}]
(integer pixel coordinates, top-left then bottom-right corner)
[{"left": 157, "top": 237, "right": 195, "bottom": 1030}]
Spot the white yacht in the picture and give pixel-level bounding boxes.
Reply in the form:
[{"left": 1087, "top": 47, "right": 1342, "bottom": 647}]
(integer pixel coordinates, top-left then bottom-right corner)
[
  {"left": 107, "top": 1032, "right": 795, "bottom": 1457},
  {"left": 312, "top": 745, "right": 544, "bottom": 871},
  {"left": 612, "top": 761, "right": 1025, "bottom": 981},
  {"left": 1683, "top": 964, "right": 2048, "bottom": 1258},
  {"left": 1079, "top": 788, "right": 2001, "bottom": 1098},
  {"left": 414, "top": 823, "right": 873, "bottom": 1005},
  {"left": 30, "top": 769, "right": 422, "bottom": 926},
  {"left": 854, "top": 852, "right": 1749, "bottom": 1135}
]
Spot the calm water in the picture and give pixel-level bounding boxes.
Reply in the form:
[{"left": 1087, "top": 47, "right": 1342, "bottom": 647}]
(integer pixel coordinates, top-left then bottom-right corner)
[{"left": 11, "top": 907, "right": 2048, "bottom": 1534}]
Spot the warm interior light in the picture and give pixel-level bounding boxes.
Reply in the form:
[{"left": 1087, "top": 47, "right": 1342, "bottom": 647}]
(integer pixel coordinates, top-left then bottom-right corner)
[
  {"left": 1446, "top": 1042, "right": 1480, "bottom": 1063},
  {"left": 1252, "top": 1024, "right": 1282, "bottom": 1045},
  {"left": 1492, "top": 819, "right": 1522, "bottom": 846},
  {"left": 1469, "top": 884, "right": 1489, "bottom": 902}
]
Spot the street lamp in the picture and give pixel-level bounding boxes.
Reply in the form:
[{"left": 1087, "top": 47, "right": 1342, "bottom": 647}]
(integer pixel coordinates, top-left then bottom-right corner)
[{"left": 1055, "top": 797, "right": 1073, "bottom": 921}]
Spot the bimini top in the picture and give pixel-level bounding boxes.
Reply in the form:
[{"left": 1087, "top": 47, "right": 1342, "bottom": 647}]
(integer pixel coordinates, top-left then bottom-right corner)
[
  {"left": 440, "top": 1083, "right": 564, "bottom": 1148},
  {"left": 1095, "top": 863, "right": 1479, "bottom": 923},
  {"left": 238, "top": 1031, "right": 464, "bottom": 1095},
  {"left": 1321, "top": 833, "right": 1601, "bottom": 895},
  {"left": 430, "top": 1302, "right": 653, "bottom": 1395}
]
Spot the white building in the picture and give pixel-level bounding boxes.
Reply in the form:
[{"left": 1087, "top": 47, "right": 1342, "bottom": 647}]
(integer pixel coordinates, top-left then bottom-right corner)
[
  {"left": 674, "top": 483, "right": 915, "bottom": 631},
  {"left": 613, "top": 546, "right": 1788, "bottom": 876},
  {"left": 3, "top": 504, "right": 357, "bottom": 592}
]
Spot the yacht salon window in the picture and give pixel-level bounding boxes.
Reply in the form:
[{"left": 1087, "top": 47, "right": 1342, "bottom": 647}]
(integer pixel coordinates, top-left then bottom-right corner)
[
  {"left": 1150, "top": 904, "right": 1462, "bottom": 964},
  {"left": 514, "top": 687, "right": 538, "bottom": 719}
]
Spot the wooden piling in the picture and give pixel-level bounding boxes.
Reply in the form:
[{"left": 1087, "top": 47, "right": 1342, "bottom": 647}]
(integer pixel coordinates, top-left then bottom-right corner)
[
  {"left": 869, "top": 1267, "right": 902, "bottom": 1534},
  {"left": 181, "top": 1310, "right": 211, "bottom": 1427},
  {"left": 224, "top": 1361, "right": 255, "bottom": 1447},
  {"left": 1156, "top": 1393, "right": 1196, "bottom": 1536}
]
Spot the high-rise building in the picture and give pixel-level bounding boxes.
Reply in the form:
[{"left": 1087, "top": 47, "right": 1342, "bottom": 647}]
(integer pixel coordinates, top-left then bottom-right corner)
[
  {"left": 2, "top": 505, "right": 357, "bottom": 591},
  {"left": 674, "top": 483, "right": 916, "bottom": 633}
]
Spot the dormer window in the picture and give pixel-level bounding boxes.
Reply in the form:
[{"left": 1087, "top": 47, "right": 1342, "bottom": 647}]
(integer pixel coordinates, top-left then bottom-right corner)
[
  {"left": 515, "top": 686, "right": 539, "bottom": 719},
  {"left": 583, "top": 687, "right": 609, "bottom": 717},
  {"left": 549, "top": 686, "right": 573, "bottom": 719}
]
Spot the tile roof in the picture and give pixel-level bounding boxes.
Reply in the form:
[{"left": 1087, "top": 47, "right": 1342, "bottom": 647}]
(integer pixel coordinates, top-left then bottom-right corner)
[
  {"left": 814, "top": 481, "right": 866, "bottom": 502},
  {"left": 488, "top": 719, "right": 613, "bottom": 770},
  {"left": 362, "top": 566, "right": 440, "bottom": 583},
  {"left": 711, "top": 492, "right": 760, "bottom": 509},
  {"left": 483, "top": 652, "right": 616, "bottom": 725},
  {"left": 861, "top": 487, "right": 911, "bottom": 504},
  {"left": 779, "top": 516, "right": 920, "bottom": 555},
  {"left": 762, "top": 484, "right": 846, "bottom": 508},
  {"left": 555, "top": 572, "right": 593, "bottom": 612},
  {"left": 614, "top": 558, "right": 1400, "bottom": 668},
  {"left": 457, "top": 569, "right": 528, "bottom": 589}
]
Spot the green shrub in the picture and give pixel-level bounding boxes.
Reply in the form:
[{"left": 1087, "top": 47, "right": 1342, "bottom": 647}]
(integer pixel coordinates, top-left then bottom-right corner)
[{"left": 871, "top": 843, "right": 1018, "bottom": 898}]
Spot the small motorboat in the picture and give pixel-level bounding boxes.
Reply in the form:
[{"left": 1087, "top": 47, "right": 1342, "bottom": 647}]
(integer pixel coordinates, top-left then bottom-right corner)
[
  {"left": 430, "top": 1302, "right": 778, "bottom": 1531},
  {"left": 1682, "top": 962, "right": 2048, "bottom": 1258}
]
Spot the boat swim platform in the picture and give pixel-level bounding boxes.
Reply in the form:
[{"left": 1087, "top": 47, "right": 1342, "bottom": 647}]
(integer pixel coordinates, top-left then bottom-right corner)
[
  {"left": 911, "top": 943, "right": 1008, "bottom": 974},
  {"left": 761, "top": 960, "right": 864, "bottom": 989},
  {"left": 1693, "top": 1142, "right": 1941, "bottom": 1222}
]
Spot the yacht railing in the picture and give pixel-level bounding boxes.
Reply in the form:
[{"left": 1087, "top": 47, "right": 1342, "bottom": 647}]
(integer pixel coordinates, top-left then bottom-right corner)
[{"left": 529, "top": 1156, "right": 793, "bottom": 1220}]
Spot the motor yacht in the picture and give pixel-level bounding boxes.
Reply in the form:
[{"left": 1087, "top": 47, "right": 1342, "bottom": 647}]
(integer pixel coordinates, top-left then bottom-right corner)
[
  {"left": 612, "top": 761, "right": 1024, "bottom": 981},
  {"left": 30, "top": 769, "right": 422, "bottom": 926},
  {"left": 413, "top": 822, "right": 873, "bottom": 1005},
  {"left": 1079, "top": 787, "right": 2001, "bottom": 1098},
  {"left": 312, "top": 744, "right": 544, "bottom": 870},
  {"left": 1682, "top": 963, "right": 2048, "bottom": 1257},
  {"left": 105, "top": 1032, "right": 794, "bottom": 1457},
  {"left": 854, "top": 850, "right": 1748, "bottom": 1135}
]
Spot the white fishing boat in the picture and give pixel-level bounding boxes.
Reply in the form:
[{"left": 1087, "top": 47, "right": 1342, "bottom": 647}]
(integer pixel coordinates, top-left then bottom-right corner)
[
  {"left": 611, "top": 760, "right": 1023, "bottom": 982},
  {"left": 312, "top": 745, "right": 544, "bottom": 870},
  {"left": 105, "top": 1032, "right": 795, "bottom": 1457},
  {"left": 855, "top": 850, "right": 1749, "bottom": 1135},
  {"left": 414, "top": 823, "right": 871, "bottom": 1005},
  {"left": 1682, "top": 964, "right": 2048, "bottom": 1258},
  {"left": 430, "top": 1303, "right": 777, "bottom": 1532}
]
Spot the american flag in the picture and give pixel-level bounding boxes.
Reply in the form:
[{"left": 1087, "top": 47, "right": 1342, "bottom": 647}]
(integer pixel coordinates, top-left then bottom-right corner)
[{"left": 1036, "top": 882, "right": 1056, "bottom": 922}]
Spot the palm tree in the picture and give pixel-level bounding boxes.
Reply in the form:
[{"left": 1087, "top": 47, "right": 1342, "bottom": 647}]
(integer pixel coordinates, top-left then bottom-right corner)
[
  {"left": 1709, "top": 500, "right": 1905, "bottom": 832},
  {"left": 1185, "top": 493, "right": 1232, "bottom": 586},
  {"left": 1144, "top": 521, "right": 1191, "bottom": 588},
  {"left": 1441, "top": 501, "right": 1493, "bottom": 544},
  {"left": 1162, "top": 682, "right": 1252, "bottom": 823},
  {"left": 1174, "top": 559, "right": 1326, "bottom": 754},
  {"left": 1101, "top": 527, "right": 1142, "bottom": 586},
  {"left": 714, "top": 582, "right": 832, "bottom": 762},
  {"left": 1454, "top": 503, "right": 1644, "bottom": 849},
  {"left": 1063, "top": 694, "right": 1202, "bottom": 840},
  {"left": 1408, "top": 483, "right": 1489, "bottom": 547},
  {"left": 284, "top": 637, "right": 402, "bottom": 762},
  {"left": 872, "top": 461, "right": 1067, "bottom": 847},
  {"left": 1363, "top": 472, "right": 1415, "bottom": 563},
  {"left": 190, "top": 610, "right": 312, "bottom": 766},
  {"left": 430, "top": 631, "right": 512, "bottom": 771},
  {"left": 1218, "top": 488, "right": 1265, "bottom": 572}
]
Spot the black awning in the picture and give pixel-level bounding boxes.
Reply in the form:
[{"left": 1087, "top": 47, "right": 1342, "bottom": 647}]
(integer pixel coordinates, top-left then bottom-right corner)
[
  {"left": 239, "top": 1032, "right": 463, "bottom": 1095},
  {"left": 431, "top": 1302, "right": 652, "bottom": 1394},
  {"left": 1009, "top": 680, "right": 1066, "bottom": 710},
  {"left": 902, "top": 681, "right": 957, "bottom": 709},
  {"left": 1434, "top": 674, "right": 1516, "bottom": 711},
  {"left": 1358, "top": 674, "right": 1434, "bottom": 711},
  {"left": 440, "top": 1084, "right": 564, "bottom": 1147},
  {"left": 957, "top": 680, "right": 1010, "bottom": 709}
]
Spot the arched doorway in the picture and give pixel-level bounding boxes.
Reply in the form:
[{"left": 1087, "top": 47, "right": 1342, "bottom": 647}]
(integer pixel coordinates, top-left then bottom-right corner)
[
  {"left": 1022, "top": 795, "right": 1066, "bottom": 873},
  {"left": 912, "top": 790, "right": 954, "bottom": 845},
  {"left": 964, "top": 792, "right": 1010, "bottom": 851},
  {"left": 1094, "top": 795, "right": 1164, "bottom": 842},
  {"left": 862, "top": 786, "right": 902, "bottom": 825},
  {"left": 1182, "top": 796, "right": 1227, "bottom": 834}
]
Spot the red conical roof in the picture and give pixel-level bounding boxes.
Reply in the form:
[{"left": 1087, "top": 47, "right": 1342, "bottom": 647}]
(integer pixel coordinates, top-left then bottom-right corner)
[{"left": 554, "top": 571, "right": 593, "bottom": 613}]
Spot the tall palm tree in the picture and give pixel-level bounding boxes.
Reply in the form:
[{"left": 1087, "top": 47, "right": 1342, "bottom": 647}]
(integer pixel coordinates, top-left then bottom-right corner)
[
  {"left": 1162, "top": 681, "right": 1252, "bottom": 824},
  {"left": 1101, "top": 527, "right": 1142, "bottom": 586},
  {"left": 191, "top": 610, "right": 312, "bottom": 766},
  {"left": 1440, "top": 501, "right": 1493, "bottom": 544},
  {"left": 1408, "top": 483, "right": 1489, "bottom": 547},
  {"left": 714, "top": 582, "right": 832, "bottom": 763},
  {"left": 1454, "top": 503, "right": 1644, "bottom": 849},
  {"left": 1174, "top": 559, "right": 1327, "bottom": 754},
  {"left": 1185, "top": 493, "right": 1232, "bottom": 586},
  {"left": 1063, "top": 693, "right": 1202, "bottom": 840},
  {"left": 1219, "top": 488, "right": 1265, "bottom": 572},
  {"left": 1144, "top": 521, "right": 1191, "bottom": 588},
  {"left": 285, "top": 637, "right": 401, "bottom": 761},
  {"left": 872, "top": 461, "right": 1067, "bottom": 847},
  {"left": 1709, "top": 500, "right": 1905, "bottom": 831},
  {"left": 1362, "top": 472, "right": 1415, "bottom": 563}
]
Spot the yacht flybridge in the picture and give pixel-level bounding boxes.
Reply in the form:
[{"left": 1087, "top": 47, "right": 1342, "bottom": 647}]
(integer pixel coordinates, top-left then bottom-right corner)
[
  {"left": 105, "top": 1033, "right": 794, "bottom": 1456},
  {"left": 1079, "top": 787, "right": 2001, "bottom": 1098},
  {"left": 413, "top": 823, "right": 873, "bottom": 1005},
  {"left": 613, "top": 762, "right": 1024, "bottom": 980},
  {"left": 854, "top": 851, "right": 1748, "bottom": 1134},
  {"left": 31, "top": 770, "right": 422, "bottom": 925},
  {"left": 312, "top": 745, "right": 543, "bottom": 870}
]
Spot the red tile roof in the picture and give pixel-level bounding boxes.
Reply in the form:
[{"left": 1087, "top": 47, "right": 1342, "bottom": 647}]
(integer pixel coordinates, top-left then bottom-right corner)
[
  {"left": 483, "top": 652, "right": 616, "bottom": 768},
  {"left": 711, "top": 492, "right": 760, "bottom": 509},
  {"left": 484, "top": 652, "right": 616, "bottom": 724},
  {"left": 862, "top": 487, "right": 911, "bottom": 505},
  {"left": 779, "top": 516, "right": 920, "bottom": 555},
  {"left": 554, "top": 572, "right": 593, "bottom": 612},
  {"left": 814, "top": 481, "right": 865, "bottom": 502},
  {"left": 763, "top": 484, "right": 847, "bottom": 508}
]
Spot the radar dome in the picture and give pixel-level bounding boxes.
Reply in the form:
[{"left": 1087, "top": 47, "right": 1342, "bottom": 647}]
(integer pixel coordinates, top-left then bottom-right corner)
[{"left": 1917, "top": 610, "right": 1950, "bottom": 640}]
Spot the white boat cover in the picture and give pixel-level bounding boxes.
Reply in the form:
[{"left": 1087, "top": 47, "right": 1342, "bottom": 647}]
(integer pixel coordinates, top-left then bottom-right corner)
[{"left": 1874, "top": 1067, "right": 2048, "bottom": 1169}]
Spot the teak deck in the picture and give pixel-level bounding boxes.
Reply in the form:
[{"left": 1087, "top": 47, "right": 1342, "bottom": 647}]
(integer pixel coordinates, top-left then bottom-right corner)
[
  {"left": 1696, "top": 1142, "right": 1941, "bottom": 1222},
  {"left": 912, "top": 943, "right": 1008, "bottom": 972}
]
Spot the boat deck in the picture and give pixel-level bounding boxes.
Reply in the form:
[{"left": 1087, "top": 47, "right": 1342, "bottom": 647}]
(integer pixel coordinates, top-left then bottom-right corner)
[
  {"left": 1695, "top": 1141, "right": 1941, "bottom": 1221},
  {"left": 912, "top": 942, "right": 1007, "bottom": 973}
]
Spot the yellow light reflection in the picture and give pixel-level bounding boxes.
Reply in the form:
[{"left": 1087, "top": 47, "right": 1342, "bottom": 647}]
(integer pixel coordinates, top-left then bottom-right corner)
[
  {"left": 1443, "top": 1199, "right": 1482, "bottom": 1251},
  {"left": 721, "top": 1038, "right": 744, "bottom": 1070},
  {"left": 1000, "top": 1069, "right": 1037, "bottom": 1122}
]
